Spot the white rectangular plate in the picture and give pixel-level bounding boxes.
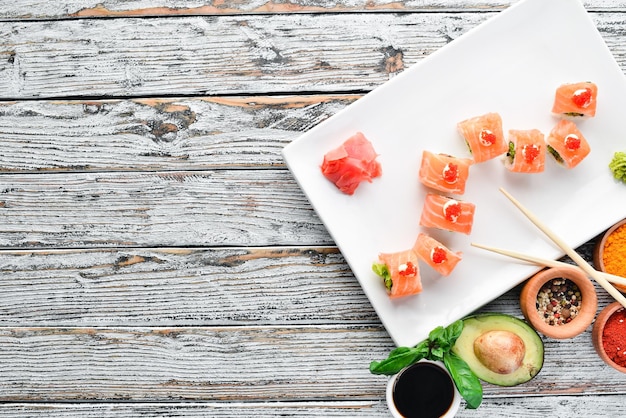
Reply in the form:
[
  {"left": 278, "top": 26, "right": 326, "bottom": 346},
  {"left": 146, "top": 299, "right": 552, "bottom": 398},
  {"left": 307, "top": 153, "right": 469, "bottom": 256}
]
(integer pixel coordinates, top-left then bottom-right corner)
[{"left": 282, "top": 0, "right": 626, "bottom": 347}]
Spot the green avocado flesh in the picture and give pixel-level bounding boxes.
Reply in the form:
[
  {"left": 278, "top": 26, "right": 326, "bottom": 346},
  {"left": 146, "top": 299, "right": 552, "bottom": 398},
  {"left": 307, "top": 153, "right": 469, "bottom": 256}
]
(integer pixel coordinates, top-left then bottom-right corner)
[{"left": 451, "top": 314, "right": 544, "bottom": 387}]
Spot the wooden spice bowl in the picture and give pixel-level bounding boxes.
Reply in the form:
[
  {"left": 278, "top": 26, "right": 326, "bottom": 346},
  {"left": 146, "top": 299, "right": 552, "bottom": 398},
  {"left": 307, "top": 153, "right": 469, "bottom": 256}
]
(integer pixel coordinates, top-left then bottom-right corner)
[
  {"left": 520, "top": 266, "right": 597, "bottom": 339},
  {"left": 592, "top": 302, "right": 626, "bottom": 373},
  {"left": 593, "top": 218, "right": 626, "bottom": 293}
]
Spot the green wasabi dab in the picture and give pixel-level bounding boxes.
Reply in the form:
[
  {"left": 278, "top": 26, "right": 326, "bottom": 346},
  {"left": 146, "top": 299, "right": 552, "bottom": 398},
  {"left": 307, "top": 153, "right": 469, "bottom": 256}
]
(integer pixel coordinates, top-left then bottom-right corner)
[{"left": 609, "top": 151, "right": 626, "bottom": 183}]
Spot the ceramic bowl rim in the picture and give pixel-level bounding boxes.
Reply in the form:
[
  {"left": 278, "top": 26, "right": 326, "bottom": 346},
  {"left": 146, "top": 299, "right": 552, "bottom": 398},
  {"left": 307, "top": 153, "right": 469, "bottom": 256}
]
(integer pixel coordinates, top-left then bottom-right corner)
[
  {"left": 386, "top": 359, "right": 461, "bottom": 418},
  {"left": 520, "top": 266, "right": 598, "bottom": 339},
  {"left": 592, "top": 301, "right": 626, "bottom": 373},
  {"left": 593, "top": 218, "right": 626, "bottom": 292}
]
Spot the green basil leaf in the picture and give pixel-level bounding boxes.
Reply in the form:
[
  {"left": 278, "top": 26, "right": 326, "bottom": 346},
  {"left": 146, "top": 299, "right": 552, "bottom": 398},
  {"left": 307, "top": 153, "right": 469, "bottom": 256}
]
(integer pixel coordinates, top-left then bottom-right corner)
[
  {"left": 428, "top": 325, "right": 445, "bottom": 343},
  {"left": 429, "top": 346, "right": 445, "bottom": 361},
  {"left": 443, "top": 320, "right": 464, "bottom": 346},
  {"left": 444, "top": 351, "right": 483, "bottom": 409},
  {"left": 413, "top": 339, "right": 430, "bottom": 357},
  {"left": 369, "top": 340, "right": 430, "bottom": 375},
  {"left": 388, "top": 346, "right": 412, "bottom": 356},
  {"left": 370, "top": 347, "right": 422, "bottom": 375},
  {"left": 429, "top": 320, "right": 463, "bottom": 352}
]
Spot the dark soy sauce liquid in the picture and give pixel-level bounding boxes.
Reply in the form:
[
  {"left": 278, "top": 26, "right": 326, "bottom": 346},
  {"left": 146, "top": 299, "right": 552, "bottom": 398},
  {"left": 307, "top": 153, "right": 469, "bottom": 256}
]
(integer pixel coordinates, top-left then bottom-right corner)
[{"left": 392, "top": 362, "right": 454, "bottom": 418}]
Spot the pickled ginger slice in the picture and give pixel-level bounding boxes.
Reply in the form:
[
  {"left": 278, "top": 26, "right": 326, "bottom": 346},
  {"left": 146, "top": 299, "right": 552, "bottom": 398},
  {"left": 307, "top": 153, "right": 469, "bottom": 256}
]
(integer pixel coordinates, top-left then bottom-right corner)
[
  {"left": 418, "top": 150, "right": 473, "bottom": 195},
  {"left": 414, "top": 233, "right": 462, "bottom": 276},
  {"left": 457, "top": 112, "right": 508, "bottom": 163},
  {"left": 321, "top": 132, "right": 382, "bottom": 195},
  {"left": 546, "top": 120, "right": 591, "bottom": 169}
]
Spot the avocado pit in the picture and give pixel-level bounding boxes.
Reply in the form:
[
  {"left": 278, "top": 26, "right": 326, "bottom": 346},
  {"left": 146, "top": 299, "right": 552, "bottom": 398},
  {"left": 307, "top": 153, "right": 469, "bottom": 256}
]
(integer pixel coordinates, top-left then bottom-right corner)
[{"left": 473, "top": 330, "right": 525, "bottom": 374}]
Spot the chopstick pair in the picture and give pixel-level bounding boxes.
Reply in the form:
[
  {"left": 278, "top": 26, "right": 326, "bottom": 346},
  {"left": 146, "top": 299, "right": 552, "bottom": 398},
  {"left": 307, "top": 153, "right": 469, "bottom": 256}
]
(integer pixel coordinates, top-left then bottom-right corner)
[
  {"left": 471, "top": 242, "right": 626, "bottom": 288},
  {"left": 474, "top": 188, "right": 626, "bottom": 309}
]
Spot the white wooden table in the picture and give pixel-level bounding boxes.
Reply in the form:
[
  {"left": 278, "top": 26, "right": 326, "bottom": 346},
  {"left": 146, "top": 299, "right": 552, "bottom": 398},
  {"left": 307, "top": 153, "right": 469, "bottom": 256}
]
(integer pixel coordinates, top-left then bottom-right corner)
[{"left": 0, "top": 1, "right": 625, "bottom": 416}]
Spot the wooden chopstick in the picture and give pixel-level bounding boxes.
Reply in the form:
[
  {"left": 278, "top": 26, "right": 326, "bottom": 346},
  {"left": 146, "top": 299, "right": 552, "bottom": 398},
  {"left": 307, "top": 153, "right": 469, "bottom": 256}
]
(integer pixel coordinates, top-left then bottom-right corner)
[
  {"left": 471, "top": 242, "right": 626, "bottom": 288},
  {"left": 499, "top": 187, "right": 626, "bottom": 309}
]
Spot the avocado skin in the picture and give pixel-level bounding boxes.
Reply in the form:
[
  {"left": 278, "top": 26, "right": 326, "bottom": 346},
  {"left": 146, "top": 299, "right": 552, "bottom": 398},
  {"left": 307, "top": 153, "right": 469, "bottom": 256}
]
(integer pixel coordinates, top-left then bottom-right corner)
[{"left": 451, "top": 313, "right": 544, "bottom": 387}]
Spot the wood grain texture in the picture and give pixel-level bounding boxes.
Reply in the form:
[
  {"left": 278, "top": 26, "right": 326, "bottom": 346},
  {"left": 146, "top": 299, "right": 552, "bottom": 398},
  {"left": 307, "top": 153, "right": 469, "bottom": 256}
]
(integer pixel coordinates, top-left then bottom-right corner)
[
  {"left": 0, "top": 96, "right": 357, "bottom": 172},
  {"left": 2, "top": 0, "right": 626, "bottom": 19},
  {"left": 0, "top": 12, "right": 488, "bottom": 99},
  {"left": 0, "top": 0, "right": 514, "bottom": 20},
  {"left": 0, "top": 242, "right": 608, "bottom": 327},
  {"left": 0, "top": 12, "right": 536, "bottom": 99},
  {"left": 1, "top": 12, "right": 626, "bottom": 100},
  {"left": 1, "top": 396, "right": 626, "bottom": 417},
  {"left": 0, "top": 323, "right": 624, "bottom": 403},
  {"left": 0, "top": 170, "right": 332, "bottom": 248},
  {"left": 0, "top": 402, "right": 390, "bottom": 417},
  {"left": 0, "top": 247, "right": 377, "bottom": 326},
  {"left": 0, "top": 325, "right": 391, "bottom": 401}
]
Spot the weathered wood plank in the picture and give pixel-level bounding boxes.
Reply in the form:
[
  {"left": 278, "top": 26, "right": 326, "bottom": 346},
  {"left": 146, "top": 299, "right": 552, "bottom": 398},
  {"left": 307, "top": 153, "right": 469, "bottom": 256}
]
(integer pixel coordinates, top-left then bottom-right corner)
[
  {"left": 0, "top": 247, "right": 378, "bottom": 326},
  {"left": 2, "top": 1, "right": 626, "bottom": 20},
  {"left": 1, "top": 395, "right": 626, "bottom": 417},
  {"left": 0, "top": 325, "right": 390, "bottom": 401},
  {"left": 0, "top": 324, "right": 624, "bottom": 402},
  {"left": 0, "top": 401, "right": 390, "bottom": 417},
  {"left": 0, "top": 170, "right": 331, "bottom": 248},
  {"left": 0, "top": 0, "right": 515, "bottom": 20},
  {"left": 0, "top": 96, "right": 357, "bottom": 172},
  {"left": 458, "top": 395, "right": 626, "bottom": 417},
  {"left": 0, "top": 13, "right": 485, "bottom": 99},
  {"left": 1, "top": 12, "right": 625, "bottom": 99},
  {"left": 0, "top": 241, "right": 606, "bottom": 326}
]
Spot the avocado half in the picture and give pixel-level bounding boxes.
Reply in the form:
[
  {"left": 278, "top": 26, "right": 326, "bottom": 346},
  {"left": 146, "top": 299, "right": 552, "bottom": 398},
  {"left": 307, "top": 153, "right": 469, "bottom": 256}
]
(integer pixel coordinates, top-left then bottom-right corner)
[{"left": 451, "top": 313, "right": 544, "bottom": 387}]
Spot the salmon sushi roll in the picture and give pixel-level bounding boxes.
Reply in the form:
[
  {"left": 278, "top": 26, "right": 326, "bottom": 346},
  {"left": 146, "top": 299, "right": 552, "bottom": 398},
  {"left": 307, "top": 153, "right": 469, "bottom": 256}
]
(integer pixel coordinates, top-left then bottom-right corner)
[
  {"left": 321, "top": 132, "right": 382, "bottom": 195},
  {"left": 372, "top": 249, "right": 422, "bottom": 298},
  {"left": 504, "top": 129, "right": 546, "bottom": 173},
  {"left": 413, "top": 233, "right": 462, "bottom": 276},
  {"left": 551, "top": 82, "right": 598, "bottom": 118},
  {"left": 457, "top": 112, "right": 508, "bottom": 163},
  {"left": 546, "top": 120, "right": 591, "bottom": 169},
  {"left": 419, "top": 193, "right": 475, "bottom": 235},
  {"left": 418, "top": 151, "right": 473, "bottom": 195}
]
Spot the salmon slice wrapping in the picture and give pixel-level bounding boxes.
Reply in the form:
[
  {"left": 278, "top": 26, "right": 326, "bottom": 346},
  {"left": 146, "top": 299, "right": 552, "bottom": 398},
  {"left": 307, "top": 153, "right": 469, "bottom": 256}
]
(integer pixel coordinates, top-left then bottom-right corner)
[
  {"left": 419, "top": 193, "right": 476, "bottom": 235},
  {"left": 504, "top": 129, "right": 546, "bottom": 173},
  {"left": 413, "top": 233, "right": 462, "bottom": 276},
  {"left": 546, "top": 120, "right": 591, "bottom": 169},
  {"left": 418, "top": 150, "right": 473, "bottom": 195},
  {"left": 551, "top": 81, "right": 598, "bottom": 118},
  {"left": 457, "top": 112, "right": 508, "bottom": 163},
  {"left": 374, "top": 249, "right": 423, "bottom": 298}
]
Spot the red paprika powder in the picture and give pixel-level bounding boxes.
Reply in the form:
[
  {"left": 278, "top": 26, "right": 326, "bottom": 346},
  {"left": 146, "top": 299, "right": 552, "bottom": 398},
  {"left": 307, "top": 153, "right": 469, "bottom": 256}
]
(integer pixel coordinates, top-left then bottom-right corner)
[{"left": 602, "top": 307, "right": 626, "bottom": 367}]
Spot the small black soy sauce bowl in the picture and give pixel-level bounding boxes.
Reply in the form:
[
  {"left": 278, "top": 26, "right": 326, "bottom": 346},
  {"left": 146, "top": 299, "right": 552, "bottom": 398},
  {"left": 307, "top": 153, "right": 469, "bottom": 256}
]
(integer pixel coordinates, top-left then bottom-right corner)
[{"left": 386, "top": 360, "right": 461, "bottom": 418}]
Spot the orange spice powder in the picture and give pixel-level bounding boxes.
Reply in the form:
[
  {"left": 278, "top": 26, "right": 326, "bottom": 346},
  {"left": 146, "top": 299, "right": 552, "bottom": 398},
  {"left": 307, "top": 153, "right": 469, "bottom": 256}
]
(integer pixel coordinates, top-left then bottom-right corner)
[{"left": 603, "top": 224, "right": 626, "bottom": 292}]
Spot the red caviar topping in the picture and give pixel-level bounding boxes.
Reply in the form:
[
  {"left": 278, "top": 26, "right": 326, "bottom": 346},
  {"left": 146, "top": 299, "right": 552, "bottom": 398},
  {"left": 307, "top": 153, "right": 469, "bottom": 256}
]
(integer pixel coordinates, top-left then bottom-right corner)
[
  {"left": 398, "top": 261, "right": 417, "bottom": 277},
  {"left": 564, "top": 134, "right": 581, "bottom": 151},
  {"left": 572, "top": 88, "right": 592, "bottom": 108},
  {"left": 431, "top": 247, "right": 448, "bottom": 264},
  {"left": 479, "top": 129, "right": 496, "bottom": 146},
  {"left": 443, "top": 200, "right": 461, "bottom": 223},
  {"left": 522, "top": 144, "right": 540, "bottom": 164},
  {"left": 442, "top": 163, "right": 459, "bottom": 184}
]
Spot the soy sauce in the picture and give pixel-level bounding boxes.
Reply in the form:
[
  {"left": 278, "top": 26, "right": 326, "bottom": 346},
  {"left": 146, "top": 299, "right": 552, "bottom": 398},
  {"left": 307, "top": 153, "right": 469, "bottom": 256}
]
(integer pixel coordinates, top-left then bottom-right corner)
[{"left": 392, "top": 362, "right": 454, "bottom": 418}]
